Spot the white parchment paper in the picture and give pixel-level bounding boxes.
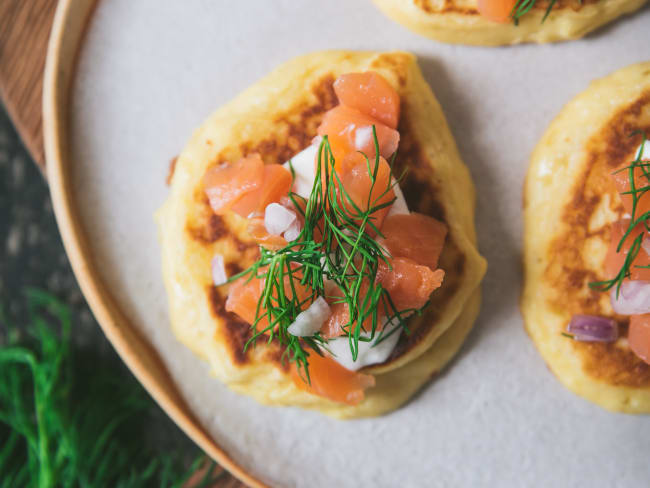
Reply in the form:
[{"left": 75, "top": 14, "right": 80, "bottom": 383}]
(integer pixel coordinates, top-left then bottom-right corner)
[{"left": 69, "top": 1, "right": 650, "bottom": 486}]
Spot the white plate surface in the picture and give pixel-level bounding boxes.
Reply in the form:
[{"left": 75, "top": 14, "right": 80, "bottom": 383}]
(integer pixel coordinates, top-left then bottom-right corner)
[{"left": 69, "top": 1, "right": 650, "bottom": 486}]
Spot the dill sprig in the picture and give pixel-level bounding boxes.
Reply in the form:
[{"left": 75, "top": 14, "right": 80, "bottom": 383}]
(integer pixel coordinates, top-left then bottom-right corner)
[
  {"left": 229, "top": 129, "right": 423, "bottom": 381},
  {"left": 590, "top": 134, "right": 650, "bottom": 297},
  {"left": 0, "top": 289, "right": 223, "bottom": 487},
  {"left": 511, "top": 0, "right": 559, "bottom": 25}
]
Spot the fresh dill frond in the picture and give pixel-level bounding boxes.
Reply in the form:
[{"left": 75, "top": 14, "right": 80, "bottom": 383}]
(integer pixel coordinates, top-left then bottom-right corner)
[
  {"left": 511, "top": 0, "right": 558, "bottom": 25},
  {"left": 0, "top": 289, "right": 223, "bottom": 488},
  {"left": 589, "top": 133, "right": 650, "bottom": 297},
  {"left": 230, "top": 128, "right": 422, "bottom": 381}
]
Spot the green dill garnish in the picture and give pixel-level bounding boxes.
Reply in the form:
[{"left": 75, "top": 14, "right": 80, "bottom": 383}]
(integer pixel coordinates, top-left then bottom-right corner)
[
  {"left": 560, "top": 331, "right": 575, "bottom": 339},
  {"left": 0, "top": 289, "right": 222, "bottom": 487},
  {"left": 511, "top": 0, "right": 558, "bottom": 25},
  {"left": 590, "top": 134, "right": 650, "bottom": 297},
  {"left": 227, "top": 129, "right": 423, "bottom": 382}
]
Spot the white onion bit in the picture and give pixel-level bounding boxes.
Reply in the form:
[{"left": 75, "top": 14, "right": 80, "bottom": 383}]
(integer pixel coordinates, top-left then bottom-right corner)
[
  {"left": 610, "top": 280, "right": 650, "bottom": 315},
  {"left": 282, "top": 144, "right": 319, "bottom": 198},
  {"left": 354, "top": 126, "right": 374, "bottom": 151},
  {"left": 264, "top": 203, "right": 296, "bottom": 236},
  {"left": 387, "top": 178, "right": 409, "bottom": 217},
  {"left": 283, "top": 219, "right": 302, "bottom": 242},
  {"left": 287, "top": 297, "right": 331, "bottom": 337},
  {"left": 211, "top": 254, "right": 228, "bottom": 286}
]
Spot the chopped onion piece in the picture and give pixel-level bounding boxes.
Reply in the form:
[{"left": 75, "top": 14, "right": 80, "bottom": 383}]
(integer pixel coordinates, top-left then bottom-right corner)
[
  {"left": 387, "top": 178, "right": 409, "bottom": 217},
  {"left": 282, "top": 144, "right": 318, "bottom": 198},
  {"left": 211, "top": 254, "right": 228, "bottom": 286},
  {"left": 567, "top": 314, "right": 618, "bottom": 342},
  {"left": 283, "top": 219, "right": 302, "bottom": 242},
  {"left": 264, "top": 203, "right": 296, "bottom": 236},
  {"left": 610, "top": 281, "right": 650, "bottom": 315},
  {"left": 327, "top": 317, "right": 403, "bottom": 371},
  {"left": 287, "top": 297, "right": 331, "bottom": 337},
  {"left": 354, "top": 126, "right": 373, "bottom": 152}
]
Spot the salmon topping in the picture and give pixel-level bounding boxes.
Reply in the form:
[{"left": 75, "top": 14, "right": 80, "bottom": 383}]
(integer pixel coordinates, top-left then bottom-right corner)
[
  {"left": 203, "top": 154, "right": 264, "bottom": 215},
  {"left": 229, "top": 164, "right": 292, "bottom": 218},
  {"left": 379, "top": 213, "right": 448, "bottom": 270},
  {"left": 290, "top": 353, "right": 375, "bottom": 406},
  {"left": 337, "top": 153, "right": 396, "bottom": 229},
  {"left": 333, "top": 72, "right": 400, "bottom": 129},
  {"left": 317, "top": 106, "right": 399, "bottom": 164},
  {"left": 477, "top": 0, "right": 518, "bottom": 23},
  {"left": 377, "top": 257, "right": 445, "bottom": 311},
  {"left": 611, "top": 160, "right": 650, "bottom": 218},
  {"left": 604, "top": 220, "right": 650, "bottom": 282},
  {"left": 629, "top": 314, "right": 650, "bottom": 365}
]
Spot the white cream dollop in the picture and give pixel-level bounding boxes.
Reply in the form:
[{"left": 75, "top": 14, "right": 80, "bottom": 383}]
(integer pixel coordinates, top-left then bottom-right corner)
[{"left": 326, "top": 317, "right": 403, "bottom": 371}]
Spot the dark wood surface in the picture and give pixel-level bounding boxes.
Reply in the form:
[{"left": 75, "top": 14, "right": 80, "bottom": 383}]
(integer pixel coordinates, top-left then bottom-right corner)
[{"left": 0, "top": 2, "right": 248, "bottom": 486}]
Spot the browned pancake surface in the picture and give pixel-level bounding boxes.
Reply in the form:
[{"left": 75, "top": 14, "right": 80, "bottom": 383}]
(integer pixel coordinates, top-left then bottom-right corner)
[{"left": 543, "top": 90, "right": 650, "bottom": 388}]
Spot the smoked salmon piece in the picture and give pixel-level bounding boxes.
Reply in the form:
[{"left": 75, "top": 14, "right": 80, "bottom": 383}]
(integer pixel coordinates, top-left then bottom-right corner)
[
  {"left": 629, "top": 314, "right": 650, "bottom": 365},
  {"left": 338, "top": 153, "right": 396, "bottom": 229},
  {"left": 605, "top": 220, "right": 650, "bottom": 281},
  {"left": 321, "top": 301, "right": 351, "bottom": 339},
  {"left": 290, "top": 351, "right": 375, "bottom": 405},
  {"left": 379, "top": 213, "right": 448, "bottom": 270},
  {"left": 377, "top": 257, "right": 445, "bottom": 311},
  {"left": 226, "top": 269, "right": 311, "bottom": 329},
  {"left": 611, "top": 160, "right": 650, "bottom": 218},
  {"left": 333, "top": 72, "right": 400, "bottom": 129},
  {"left": 229, "top": 164, "right": 292, "bottom": 218},
  {"left": 203, "top": 154, "right": 264, "bottom": 215},
  {"left": 225, "top": 275, "right": 267, "bottom": 328},
  {"left": 477, "top": 0, "right": 517, "bottom": 23},
  {"left": 317, "top": 106, "right": 399, "bottom": 164},
  {"left": 247, "top": 218, "right": 288, "bottom": 251},
  {"left": 320, "top": 282, "right": 378, "bottom": 339}
]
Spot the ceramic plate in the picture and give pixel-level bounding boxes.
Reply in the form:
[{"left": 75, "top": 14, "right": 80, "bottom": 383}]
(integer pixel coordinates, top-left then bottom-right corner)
[{"left": 45, "top": 0, "right": 650, "bottom": 486}]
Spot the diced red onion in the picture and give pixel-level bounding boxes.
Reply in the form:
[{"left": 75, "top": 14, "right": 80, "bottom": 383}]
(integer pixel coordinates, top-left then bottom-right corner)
[
  {"left": 287, "top": 297, "right": 331, "bottom": 337},
  {"left": 283, "top": 219, "right": 302, "bottom": 242},
  {"left": 610, "top": 281, "right": 650, "bottom": 315},
  {"left": 211, "top": 254, "right": 227, "bottom": 286},
  {"left": 264, "top": 203, "right": 296, "bottom": 236},
  {"left": 567, "top": 315, "right": 618, "bottom": 342}
]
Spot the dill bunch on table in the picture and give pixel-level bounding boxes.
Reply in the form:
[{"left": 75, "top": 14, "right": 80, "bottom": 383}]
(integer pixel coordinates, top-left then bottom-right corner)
[{"left": 0, "top": 289, "right": 222, "bottom": 487}]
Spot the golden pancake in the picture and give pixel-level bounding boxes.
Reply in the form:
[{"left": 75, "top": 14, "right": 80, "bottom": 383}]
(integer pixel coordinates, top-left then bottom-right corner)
[
  {"left": 372, "top": 0, "right": 647, "bottom": 45},
  {"left": 156, "top": 51, "right": 486, "bottom": 418},
  {"left": 522, "top": 62, "right": 650, "bottom": 413}
]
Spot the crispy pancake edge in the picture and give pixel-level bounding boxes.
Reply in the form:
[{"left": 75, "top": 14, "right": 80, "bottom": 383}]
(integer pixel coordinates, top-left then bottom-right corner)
[{"left": 372, "top": 0, "right": 647, "bottom": 46}]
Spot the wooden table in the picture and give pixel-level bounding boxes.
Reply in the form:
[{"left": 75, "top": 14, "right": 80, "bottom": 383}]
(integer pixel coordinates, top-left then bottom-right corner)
[{"left": 0, "top": 1, "right": 247, "bottom": 486}]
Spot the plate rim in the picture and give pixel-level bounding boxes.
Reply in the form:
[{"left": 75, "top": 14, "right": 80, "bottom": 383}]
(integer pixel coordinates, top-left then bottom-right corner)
[{"left": 41, "top": 0, "right": 264, "bottom": 486}]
